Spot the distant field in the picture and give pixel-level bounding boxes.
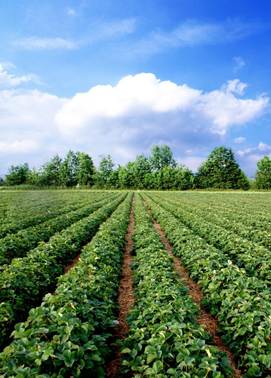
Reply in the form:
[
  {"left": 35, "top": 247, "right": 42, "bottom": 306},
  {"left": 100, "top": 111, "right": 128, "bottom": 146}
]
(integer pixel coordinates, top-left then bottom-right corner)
[{"left": 0, "top": 190, "right": 271, "bottom": 377}]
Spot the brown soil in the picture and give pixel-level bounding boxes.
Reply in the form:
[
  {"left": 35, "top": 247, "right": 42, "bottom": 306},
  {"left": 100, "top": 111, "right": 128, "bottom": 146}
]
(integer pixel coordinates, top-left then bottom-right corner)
[
  {"left": 143, "top": 201, "right": 242, "bottom": 378},
  {"left": 105, "top": 199, "right": 135, "bottom": 378},
  {"left": 63, "top": 252, "right": 82, "bottom": 274}
]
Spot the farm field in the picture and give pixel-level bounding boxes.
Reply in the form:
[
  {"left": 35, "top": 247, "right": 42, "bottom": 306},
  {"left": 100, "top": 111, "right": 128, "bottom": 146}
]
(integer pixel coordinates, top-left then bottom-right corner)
[{"left": 0, "top": 190, "right": 271, "bottom": 377}]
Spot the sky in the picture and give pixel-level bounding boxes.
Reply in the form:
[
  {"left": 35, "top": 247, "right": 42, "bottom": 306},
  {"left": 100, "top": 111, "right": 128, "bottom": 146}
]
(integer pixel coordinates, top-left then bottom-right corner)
[{"left": 1, "top": 0, "right": 271, "bottom": 177}]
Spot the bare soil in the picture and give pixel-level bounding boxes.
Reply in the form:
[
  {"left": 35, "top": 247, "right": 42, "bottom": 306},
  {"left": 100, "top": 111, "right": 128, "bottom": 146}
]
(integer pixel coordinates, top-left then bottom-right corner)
[{"left": 105, "top": 199, "right": 135, "bottom": 378}]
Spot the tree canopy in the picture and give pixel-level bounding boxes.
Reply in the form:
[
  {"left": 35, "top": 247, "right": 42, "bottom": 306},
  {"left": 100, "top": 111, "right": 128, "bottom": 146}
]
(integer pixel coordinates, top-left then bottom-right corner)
[
  {"left": 196, "top": 146, "right": 249, "bottom": 190},
  {"left": 5, "top": 163, "right": 29, "bottom": 186},
  {"left": 2, "top": 145, "right": 258, "bottom": 191},
  {"left": 255, "top": 156, "right": 271, "bottom": 189},
  {"left": 149, "top": 145, "right": 177, "bottom": 171}
]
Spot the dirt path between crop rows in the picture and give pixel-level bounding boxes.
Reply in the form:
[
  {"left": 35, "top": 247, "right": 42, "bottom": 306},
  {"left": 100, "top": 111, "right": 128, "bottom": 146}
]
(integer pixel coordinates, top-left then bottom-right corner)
[
  {"left": 143, "top": 201, "right": 242, "bottom": 378},
  {"left": 105, "top": 199, "right": 135, "bottom": 378}
]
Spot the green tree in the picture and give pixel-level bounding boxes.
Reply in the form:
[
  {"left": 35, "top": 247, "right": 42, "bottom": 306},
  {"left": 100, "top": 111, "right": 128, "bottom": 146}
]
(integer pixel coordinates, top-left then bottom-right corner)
[
  {"left": 255, "top": 156, "right": 271, "bottom": 189},
  {"left": 99, "top": 155, "right": 114, "bottom": 178},
  {"left": 132, "top": 155, "right": 152, "bottom": 189},
  {"left": 58, "top": 150, "right": 79, "bottom": 187},
  {"left": 149, "top": 145, "right": 177, "bottom": 171},
  {"left": 94, "top": 155, "right": 115, "bottom": 187},
  {"left": 196, "top": 146, "right": 249, "bottom": 190},
  {"left": 5, "top": 163, "right": 29, "bottom": 186},
  {"left": 173, "top": 165, "right": 195, "bottom": 190},
  {"left": 76, "top": 152, "right": 95, "bottom": 186},
  {"left": 40, "top": 155, "right": 62, "bottom": 186},
  {"left": 26, "top": 167, "right": 43, "bottom": 186},
  {"left": 118, "top": 162, "right": 135, "bottom": 189}
]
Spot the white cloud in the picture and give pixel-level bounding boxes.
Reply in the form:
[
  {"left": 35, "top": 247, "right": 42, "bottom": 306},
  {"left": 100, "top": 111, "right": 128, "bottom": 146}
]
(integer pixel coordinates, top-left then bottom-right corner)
[
  {"left": 0, "top": 70, "right": 269, "bottom": 175},
  {"left": 0, "top": 140, "right": 39, "bottom": 154},
  {"left": 56, "top": 74, "right": 269, "bottom": 139},
  {"left": 233, "top": 56, "right": 245, "bottom": 71},
  {"left": 237, "top": 142, "right": 271, "bottom": 157},
  {"left": 221, "top": 79, "right": 247, "bottom": 95},
  {"left": 237, "top": 142, "right": 271, "bottom": 176},
  {"left": 0, "top": 87, "right": 68, "bottom": 171},
  {"left": 181, "top": 156, "right": 206, "bottom": 172},
  {"left": 234, "top": 137, "right": 246, "bottom": 144},
  {"left": 198, "top": 80, "right": 268, "bottom": 135},
  {"left": 15, "top": 37, "right": 77, "bottom": 50},
  {"left": 96, "top": 19, "right": 136, "bottom": 39},
  {"left": 14, "top": 18, "right": 135, "bottom": 52},
  {"left": 67, "top": 7, "right": 76, "bottom": 17},
  {"left": 121, "top": 19, "right": 264, "bottom": 57},
  {"left": 0, "top": 63, "right": 41, "bottom": 88}
]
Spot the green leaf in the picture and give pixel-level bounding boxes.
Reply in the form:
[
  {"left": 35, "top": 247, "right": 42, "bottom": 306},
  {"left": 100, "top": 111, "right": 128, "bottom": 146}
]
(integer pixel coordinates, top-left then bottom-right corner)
[
  {"left": 153, "top": 360, "right": 163, "bottom": 373},
  {"left": 91, "top": 354, "right": 102, "bottom": 362},
  {"left": 147, "top": 353, "right": 157, "bottom": 364},
  {"left": 176, "top": 349, "right": 189, "bottom": 362},
  {"left": 35, "top": 358, "right": 42, "bottom": 366},
  {"left": 121, "top": 348, "right": 131, "bottom": 354}
]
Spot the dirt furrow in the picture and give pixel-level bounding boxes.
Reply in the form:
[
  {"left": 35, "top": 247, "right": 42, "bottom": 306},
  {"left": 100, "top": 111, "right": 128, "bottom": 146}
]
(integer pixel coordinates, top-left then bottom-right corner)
[
  {"left": 144, "top": 201, "right": 242, "bottom": 378},
  {"left": 105, "top": 199, "right": 135, "bottom": 378}
]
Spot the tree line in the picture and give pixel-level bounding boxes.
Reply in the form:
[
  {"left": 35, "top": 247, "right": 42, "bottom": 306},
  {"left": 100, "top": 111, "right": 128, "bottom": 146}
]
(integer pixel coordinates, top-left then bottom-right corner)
[{"left": 2, "top": 145, "right": 271, "bottom": 190}]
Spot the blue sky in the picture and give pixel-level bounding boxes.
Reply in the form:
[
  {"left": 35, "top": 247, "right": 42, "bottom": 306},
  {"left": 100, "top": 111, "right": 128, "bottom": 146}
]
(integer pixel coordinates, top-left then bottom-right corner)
[{"left": 1, "top": 0, "right": 271, "bottom": 177}]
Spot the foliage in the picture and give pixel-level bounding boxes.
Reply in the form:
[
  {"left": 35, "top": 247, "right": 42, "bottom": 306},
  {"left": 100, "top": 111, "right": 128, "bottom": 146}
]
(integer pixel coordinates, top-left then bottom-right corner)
[
  {"left": 39, "top": 154, "right": 62, "bottom": 186},
  {"left": 4, "top": 144, "right": 267, "bottom": 190},
  {"left": 0, "top": 194, "right": 117, "bottom": 266},
  {"left": 93, "top": 155, "right": 115, "bottom": 188},
  {"left": 196, "top": 146, "right": 249, "bottom": 190},
  {"left": 0, "top": 194, "right": 132, "bottom": 377},
  {"left": 143, "top": 192, "right": 271, "bottom": 376},
  {"left": 255, "top": 156, "right": 271, "bottom": 189},
  {"left": 5, "top": 163, "right": 29, "bottom": 186},
  {"left": 76, "top": 152, "right": 95, "bottom": 186},
  {"left": 0, "top": 194, "right": 125, "bottom": 348},
  {"left": 58, "top": 150, "right": 80, "bottom": 187},
  {"left": 121, "top": 194, "right": 234, "bottom": 377},
  {"left": 149, "top": 145, "right": 177, "bottom": 171}
]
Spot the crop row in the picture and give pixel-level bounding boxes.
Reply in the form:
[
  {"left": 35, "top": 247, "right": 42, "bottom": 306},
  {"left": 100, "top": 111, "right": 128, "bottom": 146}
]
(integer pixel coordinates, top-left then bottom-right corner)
[
  {"left": 0, "top": 193, "right": 119, "bottom": 267},
  {"left": 143, "top": 193, "right": 271, "bottom": 377},
  {"left": 162, "top": 193, "right": 271, "bottom": 248},
  {"left": 0, "top": 191, "right": 112, "bottom": 239},
  {"left": 152, "top": 193, "right": 271, "bottom": 284},
  {"left": 0, "top": 193, "right": 126, "bottom": 350},
  {"left": 0, "top": 193, "right": 133, "bottom": 377},
  {"left": 0, "top": 191, "right": 75, "bottom": 224},
  {"left": 121, "top": 193, "right": 233, "bottom": 378},
  {"left": 171, "top": 192, "right": 271, "bottom": 218}
]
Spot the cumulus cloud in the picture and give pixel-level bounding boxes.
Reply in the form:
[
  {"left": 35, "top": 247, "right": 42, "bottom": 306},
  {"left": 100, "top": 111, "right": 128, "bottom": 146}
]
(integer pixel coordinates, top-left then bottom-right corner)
[
  {"left": 0, "top": 87, "right": 68, "bottom": 171},
  {"left": 234, "top": 137, "right": 246, "bottom": 144},
  {"left": 238, "top": 142, "right": 271, "bottom": 157},
  {"left": 0, "top": 140, "right": 40, "bottom": 154},
  {"left": 199, "top": 80, "right": 268, "bottom": 135},
  {"left": 237, "top": 142, "right": 271, "bottom": 176},
  {"left": 0, "top": 70, "right": 269, "bottom": 175},
  {"left": 56, "top": 73, "right": 269, "bottom": 139}
]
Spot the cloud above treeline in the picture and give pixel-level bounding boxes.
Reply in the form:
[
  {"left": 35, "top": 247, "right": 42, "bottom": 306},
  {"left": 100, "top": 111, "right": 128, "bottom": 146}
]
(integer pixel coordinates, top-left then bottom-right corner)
[{"left": 0, "top": 69, "right": 269, "bottom": 175}]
